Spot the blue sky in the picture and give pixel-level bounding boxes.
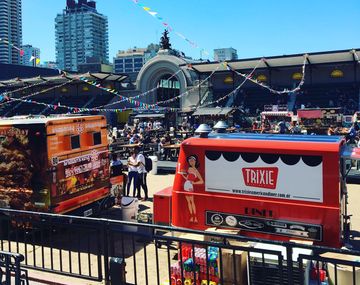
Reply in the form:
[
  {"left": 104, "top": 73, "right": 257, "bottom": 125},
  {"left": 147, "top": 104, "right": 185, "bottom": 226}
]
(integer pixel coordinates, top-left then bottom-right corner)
[{"left": 23, "top": 0, "right": 360, "bottom": 63}]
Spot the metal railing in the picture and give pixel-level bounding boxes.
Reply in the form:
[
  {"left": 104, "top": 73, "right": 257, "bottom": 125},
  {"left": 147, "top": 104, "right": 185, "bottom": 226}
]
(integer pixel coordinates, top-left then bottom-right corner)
[
  {"left": 0, "top": 250, "right": 27, "bottom": 285},
  {"left": 0, "top": 208, "right": 360, "bottom": 285}
]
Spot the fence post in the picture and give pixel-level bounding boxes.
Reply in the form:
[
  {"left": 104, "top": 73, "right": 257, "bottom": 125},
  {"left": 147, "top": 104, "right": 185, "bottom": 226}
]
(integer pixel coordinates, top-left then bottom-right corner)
[
  {"left": 103, "top": 221, "right": 110, "bottom": 285},
  {"left": 14, "top": 256, "right": 21, "bottom": 285},
  {"left": 286, "top": 245, "right": 294, "bottom": 285}
]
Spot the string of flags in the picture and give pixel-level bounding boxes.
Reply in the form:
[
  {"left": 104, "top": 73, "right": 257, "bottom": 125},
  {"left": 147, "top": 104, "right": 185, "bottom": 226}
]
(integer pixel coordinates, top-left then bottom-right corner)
[
  {"left": 102, "top": 64, "right": 221, "bottom": 108},
  {"left": 2, "top": 95, "right": 179, "bottom": 114},
  {"left": 156, "top": 65, "right": 220, "bottom": 105},
  {"left": 0, "top": 38, "right": 40, "bottom": 64},
  {"left": 131, "top": 0, "right": 209, "bottom": 57},
  {"left": 0, "top": 79, "right": 75, "bottom": 107},
  {"left": 98, "top": 69, "right": 183, "bottom": 108},
  {"left": 201, "top": 59, "right": 263, "bottom": 108},
  {"left": 79, "top": 77, "right": 158, "bottom": 109},
  {"left": 225, "top": 55, "right": 308, "bottom": 95}
]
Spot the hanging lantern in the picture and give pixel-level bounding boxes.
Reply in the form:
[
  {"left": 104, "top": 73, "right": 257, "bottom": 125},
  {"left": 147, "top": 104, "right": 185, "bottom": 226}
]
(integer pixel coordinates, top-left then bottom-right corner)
[
  {"left": 82, "top": 86, "right": 89, "bottom": 91},
  {"left": 331, "top": 69, "right": 344, "bottom": 78},
  {"left": 224, "top": 76, "right": 233, "bottom": 84},
  {"left": 61, "top": 87, "right": 68, "bottom": 93},
  {"left": 292, "top": 72, "right": 303, "bottom": 80},
  {"left": 257, "top": 74, "right": 267, "bottom": 82}
]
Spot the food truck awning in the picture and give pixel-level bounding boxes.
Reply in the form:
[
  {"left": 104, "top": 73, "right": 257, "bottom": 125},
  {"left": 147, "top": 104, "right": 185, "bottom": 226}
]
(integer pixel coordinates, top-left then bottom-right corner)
[
  {"left": 193, "top": 107, "right": 233, "bottom": 116},
  {"left": 134, "top": 113, "right": 165, "bottom": 119},
  {"left": 297, "top": 109, "right": 323, "bottom": 119},
  {"left": 262, "top": 111, "right": 291, "bottom": 116}
]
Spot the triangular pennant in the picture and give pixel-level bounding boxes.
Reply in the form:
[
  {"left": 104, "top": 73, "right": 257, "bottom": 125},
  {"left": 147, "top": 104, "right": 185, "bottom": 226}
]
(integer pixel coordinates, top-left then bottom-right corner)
[{"left": 148, "top": 11, "right": 157, "bottom": 16}]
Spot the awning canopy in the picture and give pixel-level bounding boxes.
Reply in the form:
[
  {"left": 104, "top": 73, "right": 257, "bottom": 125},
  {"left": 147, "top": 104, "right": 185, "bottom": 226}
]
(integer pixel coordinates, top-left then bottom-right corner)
[
  {"left": 297, "top": 109, "right": 323, "bottom": 119},
  {"left": 134, "top": 113, "right": 165, "bottom": 119},
  {"left": 262, "top": 111, "right": 292, "bottom": 117},
  {"left": 193, "top": 107, "right": 234, "bottom": 116},
  {"left": 184, "top": 49, "right": 360, "bottom": 73}
]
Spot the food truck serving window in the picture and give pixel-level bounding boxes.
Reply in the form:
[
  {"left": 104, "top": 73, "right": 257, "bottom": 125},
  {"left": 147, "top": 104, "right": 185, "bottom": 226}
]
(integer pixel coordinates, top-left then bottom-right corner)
[
  {"left": 71, "top": 135, "right": 80, "bottom": 149},
  {"left": 93, "top": 132, "right": 101, "bottom": 145}
]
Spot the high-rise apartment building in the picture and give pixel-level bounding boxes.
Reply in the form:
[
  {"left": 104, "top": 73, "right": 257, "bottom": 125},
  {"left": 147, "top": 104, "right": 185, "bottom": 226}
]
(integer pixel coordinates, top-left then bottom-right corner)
[
  {"left": 214, "top": 47, "right": 238, "bottom": 62},
  {"left": 21, "top": 44, "right": 40, "bottom": 66},
  {"left": 114, "top": 48, "right": 149, "bottom": 74},
  {"left": 55, "top": 0, "right": 108, "bottom": 71},
  {"left": 0, "top": 0, "right": 22, "bottom": 64}
]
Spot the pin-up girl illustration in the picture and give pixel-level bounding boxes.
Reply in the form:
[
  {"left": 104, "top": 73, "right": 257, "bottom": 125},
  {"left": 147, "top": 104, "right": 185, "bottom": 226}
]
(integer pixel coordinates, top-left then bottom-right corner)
[{"left": 179, "top": 155, "right": 204, "bottom": 223}]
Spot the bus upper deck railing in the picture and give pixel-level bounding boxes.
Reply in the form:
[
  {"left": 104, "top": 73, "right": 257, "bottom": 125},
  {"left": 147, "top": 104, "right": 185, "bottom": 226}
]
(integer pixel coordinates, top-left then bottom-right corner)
[{"left": 0, "top": 207, "right": 359, "bottom": 285}]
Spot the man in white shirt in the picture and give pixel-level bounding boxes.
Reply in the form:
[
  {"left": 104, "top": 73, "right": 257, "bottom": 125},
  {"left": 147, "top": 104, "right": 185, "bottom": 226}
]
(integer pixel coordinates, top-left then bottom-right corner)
[
  {"left": 134, "top": 147, "right": 149, "bottom": 201},
  {"left": 126, "top": 150, "right": 139, "bottom": 197}
]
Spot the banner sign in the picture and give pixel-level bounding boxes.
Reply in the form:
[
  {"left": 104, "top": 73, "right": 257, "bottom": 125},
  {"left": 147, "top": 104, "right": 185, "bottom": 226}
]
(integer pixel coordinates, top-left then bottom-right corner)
[
  {"left": 205, "top": 151, "right": 323, "bottom": 203},
  {"left": 205, "top": 210, "right": 322, "bottom": 241}
]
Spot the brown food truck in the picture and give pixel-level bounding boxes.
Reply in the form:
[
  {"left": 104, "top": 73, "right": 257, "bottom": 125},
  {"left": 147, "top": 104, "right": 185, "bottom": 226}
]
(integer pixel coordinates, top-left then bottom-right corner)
[{"left": 0, "top": 115, "right": 123, "bottom": 216}]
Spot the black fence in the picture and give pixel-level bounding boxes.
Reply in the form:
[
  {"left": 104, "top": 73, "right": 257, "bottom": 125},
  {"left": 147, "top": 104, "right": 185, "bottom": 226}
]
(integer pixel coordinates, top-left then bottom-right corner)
[
  {"left": 0, "top": 250, "right": 28, "bottom": 285},
  {"left": 0, "top": 208, "right": 360, "bottom": 285}
]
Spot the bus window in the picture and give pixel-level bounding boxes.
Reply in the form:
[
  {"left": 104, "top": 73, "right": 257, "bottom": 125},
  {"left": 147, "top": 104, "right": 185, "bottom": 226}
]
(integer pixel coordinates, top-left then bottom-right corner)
[
  {"left": 71, "top": 135, "right": 80, "bottom": 149},
  {"left": 93, "top": 132, "right": 101, "bottom": 145}
]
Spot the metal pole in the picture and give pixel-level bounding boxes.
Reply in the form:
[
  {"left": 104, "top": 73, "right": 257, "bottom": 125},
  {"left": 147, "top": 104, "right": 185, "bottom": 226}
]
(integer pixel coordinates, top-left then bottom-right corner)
[{"left": 286, "top": 245, "right": 294, "bottom": 285}]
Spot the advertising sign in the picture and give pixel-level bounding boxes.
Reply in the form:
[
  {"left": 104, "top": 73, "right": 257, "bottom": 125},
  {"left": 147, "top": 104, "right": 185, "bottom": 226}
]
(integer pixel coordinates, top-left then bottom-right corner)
[
  {"left": 205, "top": 151, "right": 323, "bottom": 203},
  {"left": 206, "top": 210, "right": 322, "bottom": 241},
  {"left": 55, "top": 150, "right": 110, "bottom": 197}
]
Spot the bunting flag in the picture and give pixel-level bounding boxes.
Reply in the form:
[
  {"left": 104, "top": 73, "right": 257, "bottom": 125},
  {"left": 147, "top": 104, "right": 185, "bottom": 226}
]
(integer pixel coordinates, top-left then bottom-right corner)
[
  {"left": 79, "top": 77, "right": 157, "bottom": 109},
  {"left": 29, "top": 56, "right": 36, "bottom": 62},
  {"left": 130, "top": 0, "right": 210, "bottom": 57},
  {"left": 0, "top": 79, "right": 75, "bottom": 108},
  {"left": 36, "top": 58, "right": 41, "bottom": 65},
  {"left": 201, "top": 59, "right": 263, "bottom": 108},
  {"left": 228, "top": 55, "right": 308, "bottom": 94},
  {"left": 148, "top": 11, "right": 157, "bottom": 17},
  {"left": 6, "top": 94, "right": 178, "bottom": 114}
]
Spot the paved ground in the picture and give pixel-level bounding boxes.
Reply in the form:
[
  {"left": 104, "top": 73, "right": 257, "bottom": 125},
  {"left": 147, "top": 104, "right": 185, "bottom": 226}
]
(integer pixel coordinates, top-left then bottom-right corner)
[{"left": 21, "top": 172, "right": 360, "bottom": 284}]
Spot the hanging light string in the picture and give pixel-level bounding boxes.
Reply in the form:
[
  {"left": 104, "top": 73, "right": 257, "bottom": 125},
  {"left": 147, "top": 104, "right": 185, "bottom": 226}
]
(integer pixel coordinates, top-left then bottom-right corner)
[
  {"left": 200, "top": 59, "right": 262, "bottom": 108},
  {"left": 0, "top": 68, "right": 186, "bottom": 111},
  {"left": 101, "top": 64, "right": 221, "bottom": 108},
  {"left": 156, "top": 65, "right": 220, "bottom": 105},
  {"left": 5, "top": 95, "right": 178, "bottom": 113},
  {"left": 228, "top": 55, "right": 308, "bottom": 94},
  {"left": 0, "top": 78, "right": 76, "bottom": 107},
  {"left": 79, "top": 77, "right": 157, "bottom": 109},
  {"left": 0, "top": 78, "right": 58, "bottom": 98},
  {"left": 97, "top": 69, "right": 183, "bottom": 108}
]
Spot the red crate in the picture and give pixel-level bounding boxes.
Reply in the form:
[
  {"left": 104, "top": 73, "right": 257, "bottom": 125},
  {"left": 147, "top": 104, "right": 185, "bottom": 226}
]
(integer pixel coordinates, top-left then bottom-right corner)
[{"left": 153, "top": 187, "right": 172, "bottom": 225}]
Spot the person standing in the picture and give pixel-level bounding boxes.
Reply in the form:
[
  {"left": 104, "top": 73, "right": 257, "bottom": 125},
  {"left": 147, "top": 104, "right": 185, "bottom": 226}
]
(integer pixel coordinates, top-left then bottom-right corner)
[
  {"left": 134, "top": 147, "right": 149, "bottom": 201},
  {"left": 126, "top": 150, "right": 138, "bottom": 197}
]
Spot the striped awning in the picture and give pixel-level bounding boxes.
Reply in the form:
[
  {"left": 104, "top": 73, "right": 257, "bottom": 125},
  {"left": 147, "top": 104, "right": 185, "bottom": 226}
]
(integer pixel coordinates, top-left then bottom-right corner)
[{"left": 262, "top": 111, "right": 291, "bottom": 116}]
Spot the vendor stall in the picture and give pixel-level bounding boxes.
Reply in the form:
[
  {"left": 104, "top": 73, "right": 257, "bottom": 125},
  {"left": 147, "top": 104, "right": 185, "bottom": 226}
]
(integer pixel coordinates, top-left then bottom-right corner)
[
  {"left": 260, "top": 110, "right": 294, "bottom": 133},
  {"left": 297, "top": 108, "right": 342, "bottom": 134}
]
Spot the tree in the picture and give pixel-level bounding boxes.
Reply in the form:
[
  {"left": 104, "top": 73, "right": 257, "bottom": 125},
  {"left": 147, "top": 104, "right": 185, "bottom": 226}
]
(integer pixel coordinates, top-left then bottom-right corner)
[{"left": 160, "top": 30, "right": 172, "bottom": 50}]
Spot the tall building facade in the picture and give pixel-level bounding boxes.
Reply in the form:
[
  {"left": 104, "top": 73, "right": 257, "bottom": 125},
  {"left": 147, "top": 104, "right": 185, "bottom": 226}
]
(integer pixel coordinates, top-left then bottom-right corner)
[
  {"left": 0, "top": 0, "right": 22, "bottom": 64},
  {"left": 21, "top": 44, "right": 40, "bottom": 66},
  {"left": 214, "top": 47, "right": 238, "bottom": 61},
  {"left": 55, "top": 0, "right": 108, "bottom": 72},
  {"left": 114, "top": 48, "right": 149, "bottom": 74}
]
